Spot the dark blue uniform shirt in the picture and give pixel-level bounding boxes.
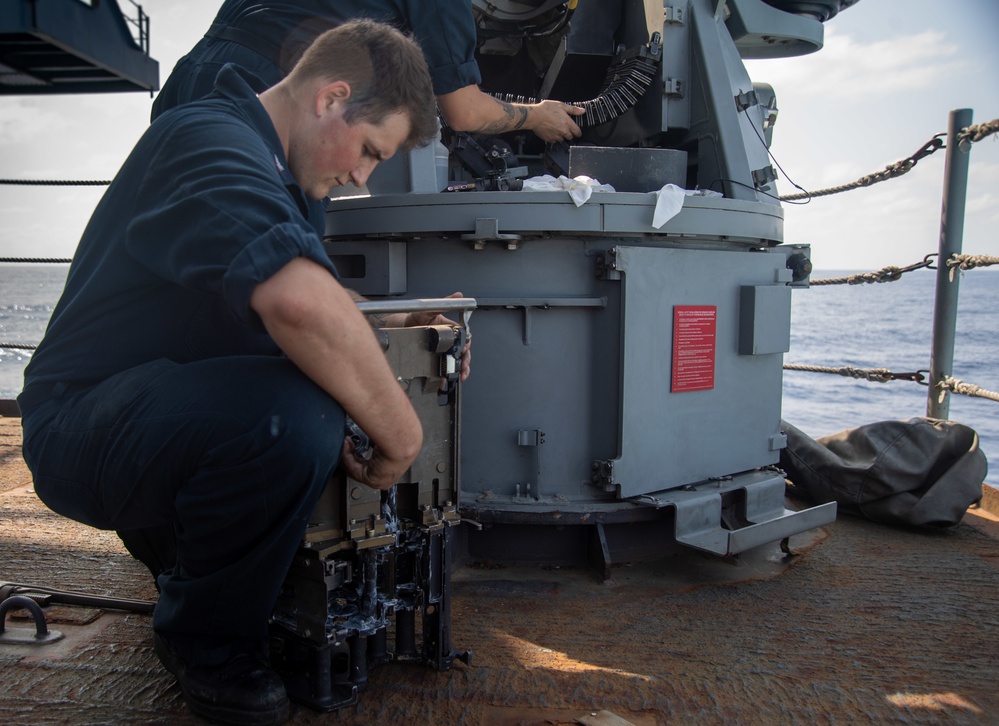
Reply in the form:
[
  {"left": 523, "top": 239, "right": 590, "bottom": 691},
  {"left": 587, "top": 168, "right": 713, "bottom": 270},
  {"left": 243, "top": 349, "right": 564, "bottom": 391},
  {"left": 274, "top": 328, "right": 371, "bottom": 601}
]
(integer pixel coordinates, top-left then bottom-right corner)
[
  {"left": 152, "top": 0, "right": 480, "bottom": 120},
  {"left": 212, "top": 0, "right": 480, "bottom": 92},
  {"left": 20, "top": 65, "right": 337, "bottom": 412}
]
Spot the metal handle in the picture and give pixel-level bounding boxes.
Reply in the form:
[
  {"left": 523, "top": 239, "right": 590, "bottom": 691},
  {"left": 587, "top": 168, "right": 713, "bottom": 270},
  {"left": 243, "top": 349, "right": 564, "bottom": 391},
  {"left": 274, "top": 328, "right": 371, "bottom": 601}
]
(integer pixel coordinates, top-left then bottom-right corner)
[{"left": 355, "top": 298, "right": 476, "bottom": 316}]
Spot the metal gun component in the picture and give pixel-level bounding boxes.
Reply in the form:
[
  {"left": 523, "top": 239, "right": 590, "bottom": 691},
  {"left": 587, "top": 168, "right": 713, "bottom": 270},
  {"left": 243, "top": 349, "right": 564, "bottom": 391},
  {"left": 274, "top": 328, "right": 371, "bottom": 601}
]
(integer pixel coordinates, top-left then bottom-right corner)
[
  {"left": 344, "top": 418, "right": 371, "bottom": 463},
  {"left": 329, "top": 0, "right": 857, "bottom": 578},
  {"left": 443, "top": 130, "right": 527, "bottom": 188},
  {"left": 487, "top": 33, "right": 663, "bottom": 134},
  {"left": 270, "top": 303, "right": 475, "bottom": 713}
]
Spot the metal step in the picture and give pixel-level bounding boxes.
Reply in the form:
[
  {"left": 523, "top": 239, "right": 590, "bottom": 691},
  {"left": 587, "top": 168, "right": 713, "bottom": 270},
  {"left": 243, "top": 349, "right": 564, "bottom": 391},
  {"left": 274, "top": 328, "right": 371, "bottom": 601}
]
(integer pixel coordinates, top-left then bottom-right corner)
[{"left": 634, "top": 470, "right": 837, "bottom": 556}]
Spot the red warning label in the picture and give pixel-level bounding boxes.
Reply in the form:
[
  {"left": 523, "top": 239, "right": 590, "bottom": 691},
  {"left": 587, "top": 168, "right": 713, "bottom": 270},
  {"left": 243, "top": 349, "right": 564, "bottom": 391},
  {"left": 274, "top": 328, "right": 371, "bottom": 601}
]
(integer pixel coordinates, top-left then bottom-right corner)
[{"left": 672, "top": 305, "right": 717, "bottom": 393}]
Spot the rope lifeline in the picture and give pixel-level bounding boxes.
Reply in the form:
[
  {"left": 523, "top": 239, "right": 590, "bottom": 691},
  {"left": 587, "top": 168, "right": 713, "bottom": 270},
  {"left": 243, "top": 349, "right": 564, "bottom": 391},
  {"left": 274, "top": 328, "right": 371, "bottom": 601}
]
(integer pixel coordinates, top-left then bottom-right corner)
[
  {"left": 779, "top": 117, "right": 998, "bottom": 202},
  {"left": 947, "top": 254, "right": 999, "bottom": 271},
  {"left": 940, "top": 377, "right": 999, "bottom": 403},
  {"left": 0, "top": 179, "right": 110, "bottom": 186},
  {"left": 810, "top": 255, "right": 937, "bottom": 286},
  {"left": 784, "top": 365, "right": 998, "bottom": 405},
  {"left": 956, "top": 119, "right": 999, "bottom": 145},
  {"left": 0, "top": 343, "right": 37, "bottom": 351},
  {"left": 0, "top": 258, "right": 73, "bottom": 264},
  {"left": 783, "top": 364, "right": 925, "bottom": 384},
  {"left": 778, "top": 135, "right": 944, "bottom": 202}
]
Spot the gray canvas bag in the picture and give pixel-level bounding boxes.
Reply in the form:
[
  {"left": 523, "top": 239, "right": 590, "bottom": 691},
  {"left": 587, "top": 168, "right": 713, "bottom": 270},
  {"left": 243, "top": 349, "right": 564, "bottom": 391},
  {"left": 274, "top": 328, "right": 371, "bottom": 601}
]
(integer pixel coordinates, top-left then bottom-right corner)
[{"left": 779, "top": 417, "right": 988, "bottom": 527}]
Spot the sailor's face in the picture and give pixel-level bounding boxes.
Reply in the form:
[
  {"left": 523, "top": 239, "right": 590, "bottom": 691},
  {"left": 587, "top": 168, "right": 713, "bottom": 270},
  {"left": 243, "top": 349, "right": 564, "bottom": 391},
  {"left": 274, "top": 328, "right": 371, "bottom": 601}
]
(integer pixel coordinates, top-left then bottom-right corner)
[
  {"left": 292, "top": 82, "right": 411, "bottom": 199},
  {"left": 321, "top": 110, "right": 410, "bottom": 194}
]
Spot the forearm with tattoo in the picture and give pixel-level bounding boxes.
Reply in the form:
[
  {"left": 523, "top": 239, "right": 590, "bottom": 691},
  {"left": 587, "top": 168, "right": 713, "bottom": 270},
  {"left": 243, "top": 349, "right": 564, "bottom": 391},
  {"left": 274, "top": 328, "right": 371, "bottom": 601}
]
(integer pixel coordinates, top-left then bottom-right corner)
[{"left": 473, "top": 98, "right": 530, "bottom": 135}]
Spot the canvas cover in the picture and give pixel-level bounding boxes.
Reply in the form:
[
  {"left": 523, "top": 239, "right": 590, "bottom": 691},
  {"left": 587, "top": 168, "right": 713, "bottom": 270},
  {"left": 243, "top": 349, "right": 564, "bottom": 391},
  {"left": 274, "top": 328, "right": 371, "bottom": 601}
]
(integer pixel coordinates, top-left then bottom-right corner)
[{"left": 780, "top": 417, "right": 988, "bottom": 527}]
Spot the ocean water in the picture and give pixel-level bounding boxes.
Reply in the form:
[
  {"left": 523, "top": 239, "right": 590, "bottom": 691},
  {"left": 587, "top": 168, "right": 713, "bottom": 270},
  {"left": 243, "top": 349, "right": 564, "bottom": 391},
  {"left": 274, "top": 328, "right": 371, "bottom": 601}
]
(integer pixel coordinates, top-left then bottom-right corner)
[
  {"left": 0, "top": 263, "right": 70, "bottom": 398},
  {"left": 1, "top": 263, "right": 996, "bottom": 470},
  {"left": 783, "top": 268, "right": 998, "bottom": 471}
]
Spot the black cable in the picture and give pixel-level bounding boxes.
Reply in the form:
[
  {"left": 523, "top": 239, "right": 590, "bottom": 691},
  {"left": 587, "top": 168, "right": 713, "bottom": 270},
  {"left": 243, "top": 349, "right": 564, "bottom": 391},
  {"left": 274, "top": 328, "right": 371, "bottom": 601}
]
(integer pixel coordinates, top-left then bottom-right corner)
[
  {"left": 739, "top": 103, "right": 812, "bottom": 203},
  {"left": 708, "top": 177, "right": 810, "bottom": 205}
]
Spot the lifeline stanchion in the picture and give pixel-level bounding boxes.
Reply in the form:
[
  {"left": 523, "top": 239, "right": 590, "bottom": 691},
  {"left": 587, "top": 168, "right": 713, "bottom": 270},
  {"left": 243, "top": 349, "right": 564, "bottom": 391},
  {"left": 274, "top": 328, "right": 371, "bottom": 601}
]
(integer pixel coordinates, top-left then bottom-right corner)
[{"left": 928, "top": 108, "right": 974, "bottom": 420}]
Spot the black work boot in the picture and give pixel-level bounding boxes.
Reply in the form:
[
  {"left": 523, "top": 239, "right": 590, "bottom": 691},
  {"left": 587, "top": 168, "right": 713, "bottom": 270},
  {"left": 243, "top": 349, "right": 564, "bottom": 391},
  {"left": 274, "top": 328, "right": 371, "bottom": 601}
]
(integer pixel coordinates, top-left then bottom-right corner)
[{"left": 154, "top": 632, "right": 290, "bottom": 725}]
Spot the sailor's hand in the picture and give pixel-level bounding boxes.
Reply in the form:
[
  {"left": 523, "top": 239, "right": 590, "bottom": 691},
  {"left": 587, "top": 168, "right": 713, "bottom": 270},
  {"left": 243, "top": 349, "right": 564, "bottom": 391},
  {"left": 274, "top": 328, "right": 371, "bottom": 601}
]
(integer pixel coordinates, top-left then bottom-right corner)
[
  {"left": 529, "top": 100, "right": 584, "bottom": 143},
  {"left": 404, "top": 292, "right": 472, "bottom": 381},
  {"left": 342, "top": 437, "right": 416, "bottom": 491}
]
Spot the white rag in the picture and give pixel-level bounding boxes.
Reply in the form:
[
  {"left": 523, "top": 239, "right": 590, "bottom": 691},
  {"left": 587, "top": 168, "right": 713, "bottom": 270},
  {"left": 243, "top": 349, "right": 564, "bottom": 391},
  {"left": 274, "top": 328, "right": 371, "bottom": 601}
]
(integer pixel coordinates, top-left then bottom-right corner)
[
  {"left": 651, "top": 184, "right": 723, "bottom": 228},
  {"left": 521, "top": 174, "right": 616, "bottom": 207}
]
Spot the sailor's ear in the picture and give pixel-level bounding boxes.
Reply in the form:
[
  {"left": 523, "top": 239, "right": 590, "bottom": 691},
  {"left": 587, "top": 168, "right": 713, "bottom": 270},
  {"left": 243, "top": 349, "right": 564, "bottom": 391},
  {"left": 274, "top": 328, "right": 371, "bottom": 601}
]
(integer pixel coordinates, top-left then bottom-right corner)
[{"left": 315, "top": 80, "right": 351, "bottom": 116}]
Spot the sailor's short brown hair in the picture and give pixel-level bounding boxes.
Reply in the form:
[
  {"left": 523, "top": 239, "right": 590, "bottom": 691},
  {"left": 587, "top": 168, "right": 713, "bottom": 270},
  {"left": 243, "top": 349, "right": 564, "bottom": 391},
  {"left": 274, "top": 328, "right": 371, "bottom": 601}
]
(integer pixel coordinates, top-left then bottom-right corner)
[{"left": 287, "top": 19, "right": 438, "bottom": 152}]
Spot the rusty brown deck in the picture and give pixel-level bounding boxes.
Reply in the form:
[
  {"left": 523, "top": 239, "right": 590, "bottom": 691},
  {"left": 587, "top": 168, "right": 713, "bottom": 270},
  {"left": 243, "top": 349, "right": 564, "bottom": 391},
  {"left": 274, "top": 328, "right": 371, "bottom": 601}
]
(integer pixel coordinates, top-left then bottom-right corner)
[{"left": 2, "top": 414, "right": 997, "bottom": 725}]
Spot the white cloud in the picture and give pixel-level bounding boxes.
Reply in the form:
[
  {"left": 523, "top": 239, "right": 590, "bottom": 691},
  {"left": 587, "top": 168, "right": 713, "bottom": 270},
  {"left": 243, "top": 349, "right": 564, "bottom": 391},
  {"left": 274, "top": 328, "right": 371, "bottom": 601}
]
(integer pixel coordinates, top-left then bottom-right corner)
[
  {"left": 749, "top": 29, "right": 963, "bottom": 101},
  {"left": 0, "top": 100, "right": 66, "bottom": 146}
]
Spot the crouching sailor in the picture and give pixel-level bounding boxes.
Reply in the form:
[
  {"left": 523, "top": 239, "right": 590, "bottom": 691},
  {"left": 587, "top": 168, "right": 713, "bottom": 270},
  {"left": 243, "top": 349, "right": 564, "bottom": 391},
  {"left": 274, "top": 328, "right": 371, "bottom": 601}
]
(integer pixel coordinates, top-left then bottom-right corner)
[{"left": 18, "top": 20, "right": 439, "bottom": 726}]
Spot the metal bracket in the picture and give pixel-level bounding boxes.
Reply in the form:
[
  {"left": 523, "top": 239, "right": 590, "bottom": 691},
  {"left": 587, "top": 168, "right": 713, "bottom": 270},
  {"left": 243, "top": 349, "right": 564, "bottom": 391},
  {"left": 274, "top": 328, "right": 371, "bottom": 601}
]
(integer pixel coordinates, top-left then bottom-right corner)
[
  {"left": 664, "top": 5, "right": 685, "bottom": 24},
  {"left": 517, "top": 429, "right": 545, "bottom": 500},
  {"left": 752, "top": 164, "right": 778, "bottom": 188},
  {"left": 664, "top": 78, "right": 684, "bottom": 97},
  {"left": 590, "top": 459, "right": 616, "bottom": 493},
  {"left": 629, "top": 475, "right": 837, "bottom": 556},
  {"left": 0, "top": 595, "right": 64, "bottom": 645},
  {"left": 461, "top": 218, "right": 522, "bottom": 250},
  {"left": 595, "top": 249, "right": 622, "bottom": 281},
  {"left": 734, "top": 89, "right": 759, "bottom": 112}
]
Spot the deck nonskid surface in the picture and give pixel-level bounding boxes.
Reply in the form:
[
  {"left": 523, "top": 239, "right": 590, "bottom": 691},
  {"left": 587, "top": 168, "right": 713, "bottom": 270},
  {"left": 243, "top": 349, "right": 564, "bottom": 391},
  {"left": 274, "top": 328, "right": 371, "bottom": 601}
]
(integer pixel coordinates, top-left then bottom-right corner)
[{"left": 1, "top": 416, "right": 997, "bottom": 725}]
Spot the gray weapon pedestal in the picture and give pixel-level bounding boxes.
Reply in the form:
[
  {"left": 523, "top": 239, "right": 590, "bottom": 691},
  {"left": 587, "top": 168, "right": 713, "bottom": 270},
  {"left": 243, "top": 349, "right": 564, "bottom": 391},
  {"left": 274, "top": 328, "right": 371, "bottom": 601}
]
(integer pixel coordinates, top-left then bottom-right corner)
[{"left": 325, "top": 191, "right": 834, "bottom": 574}]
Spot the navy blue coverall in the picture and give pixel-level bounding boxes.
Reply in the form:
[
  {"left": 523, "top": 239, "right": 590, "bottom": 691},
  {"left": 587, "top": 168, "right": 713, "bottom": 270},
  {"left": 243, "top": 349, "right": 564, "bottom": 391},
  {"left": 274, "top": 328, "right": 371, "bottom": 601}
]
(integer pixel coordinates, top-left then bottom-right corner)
[{"left": 18, "top": 66, "right": 345, "bottom": 667}]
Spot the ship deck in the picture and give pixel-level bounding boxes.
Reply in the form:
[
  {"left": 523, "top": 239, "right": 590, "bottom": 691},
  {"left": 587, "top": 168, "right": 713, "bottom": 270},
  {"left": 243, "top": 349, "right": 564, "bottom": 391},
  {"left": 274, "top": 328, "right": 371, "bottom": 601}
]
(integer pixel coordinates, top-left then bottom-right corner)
[{"left": 1, "top": 413, "right": 997, "bottom": 725}]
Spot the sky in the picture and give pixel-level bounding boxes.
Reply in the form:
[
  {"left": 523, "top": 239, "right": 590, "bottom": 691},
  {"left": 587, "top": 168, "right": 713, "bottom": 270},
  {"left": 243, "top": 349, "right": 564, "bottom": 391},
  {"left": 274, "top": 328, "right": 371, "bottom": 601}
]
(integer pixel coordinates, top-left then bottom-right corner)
[{"left": 0, "top": 0, "right": 997, "bottom": 270}]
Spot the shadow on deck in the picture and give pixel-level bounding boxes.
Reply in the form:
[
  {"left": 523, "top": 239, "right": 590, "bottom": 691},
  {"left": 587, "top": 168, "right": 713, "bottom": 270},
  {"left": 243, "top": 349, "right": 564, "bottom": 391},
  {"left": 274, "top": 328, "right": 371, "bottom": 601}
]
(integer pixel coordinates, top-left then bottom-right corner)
[{"left": 1, "top": 415, "right": 997, "bottom": 725}]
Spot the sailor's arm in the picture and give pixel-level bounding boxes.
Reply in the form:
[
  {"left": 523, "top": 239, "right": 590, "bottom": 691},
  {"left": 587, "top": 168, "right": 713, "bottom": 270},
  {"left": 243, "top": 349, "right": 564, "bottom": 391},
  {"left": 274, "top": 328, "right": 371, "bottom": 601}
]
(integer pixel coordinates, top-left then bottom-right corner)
[
  {"left": 436, "top": 84, "right": 584, "bottom": 143},
  {"left": 250, "top": 256, "right": 422, "bottom": 490}
]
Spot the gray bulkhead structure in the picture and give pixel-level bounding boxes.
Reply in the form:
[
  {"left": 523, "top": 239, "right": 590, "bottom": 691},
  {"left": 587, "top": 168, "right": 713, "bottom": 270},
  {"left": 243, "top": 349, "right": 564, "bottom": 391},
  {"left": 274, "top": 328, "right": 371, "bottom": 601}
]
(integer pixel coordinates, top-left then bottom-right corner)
[{"left": 325, "top": 0, "right": 855, "bottom": 569}]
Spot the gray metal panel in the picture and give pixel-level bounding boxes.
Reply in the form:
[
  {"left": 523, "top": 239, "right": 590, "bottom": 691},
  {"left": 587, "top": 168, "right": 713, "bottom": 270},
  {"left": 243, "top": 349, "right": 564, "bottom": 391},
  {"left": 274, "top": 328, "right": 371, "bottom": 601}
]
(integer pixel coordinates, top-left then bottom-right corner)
[
  {"left": 327, "top": 192, "right": 784, "bottom": 245},
  {"left": 738, "top": 284, "right": 792, "bottom": 355},
  {"left": 660, "top": 0, "right": 692, "bottom": 132},
  {"left": 611, "top": 246, "right": 786, "bottom": 498},
  {"left": 725, "top": 0, "right": 825, "bottom": 58},
  {"left": 399, "top": 236, "right": 619, "bottom": 504},
  {"left": 687, "top": 0, "right": 777, "bottom": 201},
  {"left": 599, "top": 196, "right": 782, "bottom": 239},
  {"left": 330, "top": 193, "right": 789, "bottom": 512},
  {"left": 326, "top": 239, "right": 407, "bottom": 296},
  {"left": 332, "top": 195, "right": 604, "bottom": 236}
]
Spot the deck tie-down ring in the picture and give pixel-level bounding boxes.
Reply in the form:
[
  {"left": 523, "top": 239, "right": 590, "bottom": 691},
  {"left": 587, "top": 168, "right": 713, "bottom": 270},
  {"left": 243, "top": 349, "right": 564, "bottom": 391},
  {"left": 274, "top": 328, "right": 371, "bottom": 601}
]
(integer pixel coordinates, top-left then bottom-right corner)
[{"left": 0, "top": 595, "right": 64, "bottom": 645}]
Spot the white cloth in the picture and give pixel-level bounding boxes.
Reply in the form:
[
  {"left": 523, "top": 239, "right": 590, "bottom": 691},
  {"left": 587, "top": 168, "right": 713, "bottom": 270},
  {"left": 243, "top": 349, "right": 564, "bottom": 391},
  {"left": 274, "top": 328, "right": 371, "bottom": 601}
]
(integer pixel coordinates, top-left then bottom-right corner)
[
  {"left": 651, "top": 184, "right": 723, "bottom": 228},
  {"left": 521, "top": 174, "right": 616, "bottom": 207}
]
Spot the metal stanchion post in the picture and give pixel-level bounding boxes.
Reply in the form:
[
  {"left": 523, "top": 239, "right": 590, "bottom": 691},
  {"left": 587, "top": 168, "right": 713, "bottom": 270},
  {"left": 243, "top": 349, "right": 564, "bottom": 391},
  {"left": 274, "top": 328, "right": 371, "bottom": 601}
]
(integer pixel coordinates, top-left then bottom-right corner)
[{"left": 927, "top": 108, "right": 973, "bottom": 419}]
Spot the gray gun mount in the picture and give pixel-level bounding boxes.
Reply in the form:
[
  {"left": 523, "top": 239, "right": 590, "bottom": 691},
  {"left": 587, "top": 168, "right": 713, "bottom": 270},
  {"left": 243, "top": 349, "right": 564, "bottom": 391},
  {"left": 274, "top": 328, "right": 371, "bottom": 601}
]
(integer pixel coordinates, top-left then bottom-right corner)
[{"left": 328, "top": 0, "right": 856, "bottom": 573}]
